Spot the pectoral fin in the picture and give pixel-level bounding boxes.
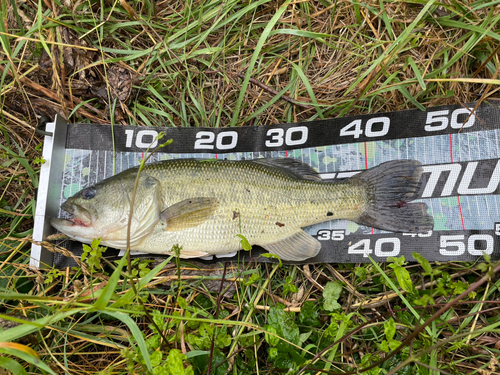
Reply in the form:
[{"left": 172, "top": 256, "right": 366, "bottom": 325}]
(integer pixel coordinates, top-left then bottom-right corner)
[
  {"left": 160, "top": 197, "right": 219, "bottom": 231},
  {"left": 261, "top": 229, "right": 321, "bottom": 261}
]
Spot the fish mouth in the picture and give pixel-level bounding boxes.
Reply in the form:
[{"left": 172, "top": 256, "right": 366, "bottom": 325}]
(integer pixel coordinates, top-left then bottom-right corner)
[{"left": 59, "top": 201, "right": 92, "bottom": 227}]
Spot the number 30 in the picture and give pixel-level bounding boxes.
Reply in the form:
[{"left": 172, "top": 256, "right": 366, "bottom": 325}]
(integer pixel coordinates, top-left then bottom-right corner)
[{"left": 265, "top": 127, "right": 308, "bottom": 147}]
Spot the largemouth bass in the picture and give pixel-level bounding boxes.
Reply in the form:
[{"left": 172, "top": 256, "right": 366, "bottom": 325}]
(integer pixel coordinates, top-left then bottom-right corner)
[{"left": 50, "top": 158, "right": 433, "bottom": 261}]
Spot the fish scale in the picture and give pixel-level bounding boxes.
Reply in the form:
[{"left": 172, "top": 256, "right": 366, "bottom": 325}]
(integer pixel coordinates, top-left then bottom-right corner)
[
  {"left": 51, "top": 158, "right": 434, "bottom": 261},
  {"left": 139, "top": 159, "right": 364, "bottom": 255}
]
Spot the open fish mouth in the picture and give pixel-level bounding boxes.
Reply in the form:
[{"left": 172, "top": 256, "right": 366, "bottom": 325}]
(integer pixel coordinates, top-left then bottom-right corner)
[
  {"left": 64, "top": 217, "right": 91, "bottom": 227},
  {"left": 58, "top": 202, "right": 93, "bottom": 227}
]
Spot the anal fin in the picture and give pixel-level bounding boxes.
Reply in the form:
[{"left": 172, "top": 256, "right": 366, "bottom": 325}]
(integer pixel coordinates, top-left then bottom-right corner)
[{"left": 261, "top": 229, "right": 321, "bottom": 261}]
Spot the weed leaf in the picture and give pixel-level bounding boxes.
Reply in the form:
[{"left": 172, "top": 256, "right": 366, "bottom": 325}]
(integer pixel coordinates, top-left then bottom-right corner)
[{"left": 323, "top": 280, "right": 342, "bottom": 311}]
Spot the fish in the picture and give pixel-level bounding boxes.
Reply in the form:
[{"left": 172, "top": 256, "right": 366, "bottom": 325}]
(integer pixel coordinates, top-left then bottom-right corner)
[{"left": 50, "top": 158, "right": 434, "bottom": 261}]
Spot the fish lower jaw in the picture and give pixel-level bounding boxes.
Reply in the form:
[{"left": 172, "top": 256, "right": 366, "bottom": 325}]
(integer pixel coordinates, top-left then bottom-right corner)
[
  {"left": 67, "top": 217, "right": 91, "bottom": 227},
  {"left": 50, "top": 217, "right": 101, "bottom": 242}
]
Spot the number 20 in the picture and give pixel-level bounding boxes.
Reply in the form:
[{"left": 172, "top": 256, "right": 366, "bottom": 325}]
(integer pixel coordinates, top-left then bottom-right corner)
[{"left": 194, "top": 131, "right": 238, "bottom": 150}]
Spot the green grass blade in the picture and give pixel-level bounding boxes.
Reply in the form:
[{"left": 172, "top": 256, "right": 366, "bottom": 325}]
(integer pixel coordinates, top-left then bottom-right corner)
[
  {"left": 0, "top": 348, "right": 56, "bottom": 375},
  {"left": 230, "top": 0, "right": 292, "bottom": 127},
  {"left": 345, "top": 0, "right": 436, "bottom": 96},
  {"left": 241, "top": 81, "right": 296, "bottom": 123},
  {"left": 407, "top": 56, "right": 426, "bottom": 90},
  {"left": 0, "top": 357, "right": 28, "bottom": 375},
  {"left": 93, "top": 252, "right": 128, "bottom": 310},
  {"left": 369, "top": 257, "right": 432, "bottom": 336},
  {"left": 435, "top": 17, "right": 500, "bottom": 43},
  {"left": 0, "top": 309, "right": 85, "bottom": 342},
  {"left": 291, "top": 62, "right": 325, "bottom": 119},
  {"left": 110, "top": 258, "right": 171, "bottom": 309},
  {"left": 269, "top": 29, "right": 334, "bottom": 39},
  {"left": 378, "top": 0, "right": 394, "bottom": 40},
  {"left": 103, "top": 311, "right": 153, "bottom": 373}
]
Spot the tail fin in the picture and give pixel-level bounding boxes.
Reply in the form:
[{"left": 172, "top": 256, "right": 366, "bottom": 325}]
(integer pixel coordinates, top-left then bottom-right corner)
[{"left": 351, "top": 160, "right": 433, "bottom": 233}]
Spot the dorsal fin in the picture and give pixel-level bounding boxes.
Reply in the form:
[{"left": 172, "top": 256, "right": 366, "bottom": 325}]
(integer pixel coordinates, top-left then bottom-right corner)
[{"left": 252, "top": 158, "right": 321, "bottom": 181}]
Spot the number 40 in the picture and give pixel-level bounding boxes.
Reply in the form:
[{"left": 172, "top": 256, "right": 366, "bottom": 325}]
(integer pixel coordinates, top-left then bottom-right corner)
[
  {"left": 339, "top": 117, "right": 390, "bottom": 139},
  {"left": 348, "top": 237, "right": 400, "bottom": 257}
]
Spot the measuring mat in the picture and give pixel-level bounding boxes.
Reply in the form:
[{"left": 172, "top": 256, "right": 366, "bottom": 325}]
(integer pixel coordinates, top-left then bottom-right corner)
[{"left": 31, "top": 101, "right": 500, "bottom": 268}]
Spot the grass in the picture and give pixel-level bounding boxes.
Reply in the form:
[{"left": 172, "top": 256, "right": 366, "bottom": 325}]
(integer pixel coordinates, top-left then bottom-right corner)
[{"left": 1, "top": 0, "right": 500, "bottom": 373}]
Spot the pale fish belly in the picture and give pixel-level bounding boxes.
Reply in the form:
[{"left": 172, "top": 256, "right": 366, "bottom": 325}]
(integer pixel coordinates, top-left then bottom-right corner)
[{"left": 130, "top": 204, "right": 302, "bottom": 256}]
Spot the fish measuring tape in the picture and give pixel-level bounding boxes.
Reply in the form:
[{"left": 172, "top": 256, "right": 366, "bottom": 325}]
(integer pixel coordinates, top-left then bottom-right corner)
[{"left": 32, "top": 101, "right": 500, "bottom": 269}]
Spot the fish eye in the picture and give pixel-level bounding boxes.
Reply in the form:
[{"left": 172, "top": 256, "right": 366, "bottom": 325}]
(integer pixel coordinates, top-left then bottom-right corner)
[{"left": 81, "top": 187, "right": 96, "bottom": 200}]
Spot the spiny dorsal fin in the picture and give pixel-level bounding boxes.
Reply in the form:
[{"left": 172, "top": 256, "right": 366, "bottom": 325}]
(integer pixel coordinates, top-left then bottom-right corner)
[
  {"left": 260, "top": 229, "right": 321, "bottom": 261},
  {"left": 160, "top": 197, "right": 219, "bottom": 231},
  {"left": 252, "top": 158, "right": 321, "bottom": 181}
]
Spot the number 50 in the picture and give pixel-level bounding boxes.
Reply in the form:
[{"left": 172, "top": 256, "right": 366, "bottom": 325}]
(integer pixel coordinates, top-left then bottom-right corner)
[{"left": 425, "top": 108, "right": 475, "bottom": 132}]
